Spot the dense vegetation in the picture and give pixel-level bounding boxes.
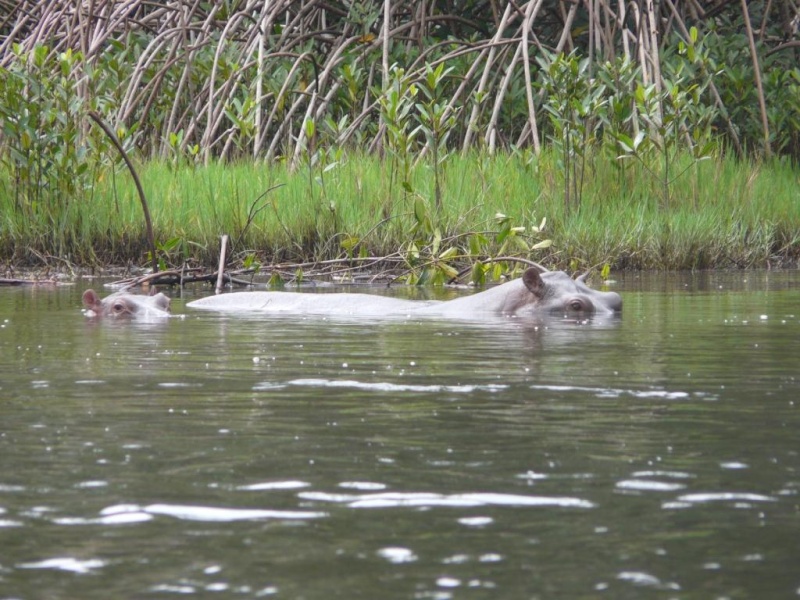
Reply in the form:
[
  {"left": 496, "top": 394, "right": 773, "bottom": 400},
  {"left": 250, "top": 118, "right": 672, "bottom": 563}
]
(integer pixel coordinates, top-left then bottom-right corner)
[{"left": 1, "top": 1, "right": 798, "bottom": 279}]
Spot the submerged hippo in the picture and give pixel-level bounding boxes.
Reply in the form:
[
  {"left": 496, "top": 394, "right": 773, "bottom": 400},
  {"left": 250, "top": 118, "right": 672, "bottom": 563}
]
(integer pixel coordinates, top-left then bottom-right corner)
[
  {"left": 82, "top": 289, "right": 171, "bottom": 319},
  {"left": 186, "top": 268, "right": 622, "bottom": 319}
]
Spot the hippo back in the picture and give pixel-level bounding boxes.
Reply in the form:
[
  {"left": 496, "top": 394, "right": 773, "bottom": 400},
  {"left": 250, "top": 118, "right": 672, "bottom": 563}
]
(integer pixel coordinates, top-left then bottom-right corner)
[{"left": 185, "top": 268, "right": 621, "bottom": 320}]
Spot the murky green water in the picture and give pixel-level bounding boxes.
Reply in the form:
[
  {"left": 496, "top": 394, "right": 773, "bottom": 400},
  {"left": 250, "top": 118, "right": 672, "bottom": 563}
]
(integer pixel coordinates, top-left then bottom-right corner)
[{"left": 1, "top": 271, "right": 798, "bottom": 599}]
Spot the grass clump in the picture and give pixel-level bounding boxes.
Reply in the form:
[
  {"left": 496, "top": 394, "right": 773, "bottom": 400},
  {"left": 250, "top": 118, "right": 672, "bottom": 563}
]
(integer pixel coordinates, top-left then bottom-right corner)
[{"left": 2, "top": 150, "right": 796, "bottom": 276}]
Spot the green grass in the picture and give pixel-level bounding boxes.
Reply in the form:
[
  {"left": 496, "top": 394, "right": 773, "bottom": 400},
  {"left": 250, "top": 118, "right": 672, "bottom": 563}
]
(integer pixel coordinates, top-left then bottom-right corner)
[{"left": 1, "top": 150, "right": 798, "bottom": 272}]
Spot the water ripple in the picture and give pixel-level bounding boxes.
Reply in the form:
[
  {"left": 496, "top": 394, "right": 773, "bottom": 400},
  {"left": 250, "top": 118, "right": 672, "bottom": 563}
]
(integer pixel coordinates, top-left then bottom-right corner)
[
  {"left": 674, "top": 492, "right": 776, "bottom": 503},
  {"left": 237, "top": 480, "right": 311, "bottom": 491},
  {"left": 662, "top": 492, "right": 778, "bottom": 509},
  {"left": 338, "top": 481, "right": 387, "bottom": 490},
  {"left": 377, "top": 547, "right": 418, "bottom": 564},
  {"left": 18, "top": 557, "right": 106, "bottom": 574},
  {"left": 53, "top": 503, "right": 327, "bottom": 525},
  {"left": 529, "top": 384, "right": 692, "bottom": 400},
  {"left": 142, "top": 503, "right": 327, "bottom": 521},
  {"left": 616, "top": 480, "right": 687, "bottom": 492},
  {"left": 617, "top": 571, "right": 680, "bottom": 590},
  {"left": 298, "top": 491, "right": 594, "bottom": 509},
  {"left": 287, "top": 379, "right": 508, "bottom": 393},
  {"left": 630, "top": 470, "right": 694, "bottom": 479}
]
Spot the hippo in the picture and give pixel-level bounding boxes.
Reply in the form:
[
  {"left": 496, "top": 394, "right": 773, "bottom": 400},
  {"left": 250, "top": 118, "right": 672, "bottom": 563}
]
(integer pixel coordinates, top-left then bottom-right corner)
[
  {"left": 82, "top": 288, "right": 171, "bottom": 319},
  {"left": 186, "top": 268, "right": 622, "bottom": 320}
]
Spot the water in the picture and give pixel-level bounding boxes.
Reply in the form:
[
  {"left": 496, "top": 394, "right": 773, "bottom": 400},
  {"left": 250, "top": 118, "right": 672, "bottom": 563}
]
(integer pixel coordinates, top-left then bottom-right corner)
[{"left": 1, "top": 272, "right": 798, "bottom": 599}]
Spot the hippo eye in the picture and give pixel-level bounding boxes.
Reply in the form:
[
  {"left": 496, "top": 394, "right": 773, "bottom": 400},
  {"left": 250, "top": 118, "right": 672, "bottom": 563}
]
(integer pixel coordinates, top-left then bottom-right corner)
[
  {"left": 112, "top": 302, "right": 126, "bottom": 313},
  {"left": 568, "top": 299, "right": 587, "bottom": 312}
]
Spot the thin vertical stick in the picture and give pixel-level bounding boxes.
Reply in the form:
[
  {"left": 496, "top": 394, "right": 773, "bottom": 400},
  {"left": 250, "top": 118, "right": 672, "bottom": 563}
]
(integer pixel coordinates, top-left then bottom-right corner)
[
  {"left": 645, "top": 0, "right": 663, "bottom": 99},
  {"left": 215, "top": 234, "right": 229, "bottom": 294},
  {"left": 255, "top": 0, "right": 269, "bottom": 158},
  {"left": 555, "top": 0, "right": 579, "bottom": 54},
  {"left": 463, "top": 2, "right": 514, "bottom": 151},
  {"left": 487, "top": 41, "right": 522, "bottom": 153},
  {"left": 521, "top": 0, "right": 543, "bottom": 154},
  {"left": 740, "top": 0, "right": 771, "bottom": 157},
  {"left": 382, "top": 0, "right": 391, "bottom": 88}
]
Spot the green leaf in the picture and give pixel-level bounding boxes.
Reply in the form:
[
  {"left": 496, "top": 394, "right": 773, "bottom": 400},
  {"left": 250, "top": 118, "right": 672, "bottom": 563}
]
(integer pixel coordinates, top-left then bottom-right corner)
[
  {"left": 439, "top": 263, "right": 459, "bottom": 281},
  {"left": 634, "top": 84, "right": 645, "bottom": 105},
  {"left": 268, "top": 271, "right": 284, "bottom": 287},
  {"left": 471, "top": 263, "right": 486, "bottom": 286},
  {"left": 496, "top": 221, "right": 511, "bottom": 245},
  {"left": 158, "top": 236, "right": 182, "bottom": 253},
  {"left": 491, "top": 263, "right": 503, "bottom": 281},
  {"left": 616, "top": 133, "right": 634, "bottom": 153},
  {"left": 632, "top": 131, "right": 645, "bottom": 151},
  {"left": 432, "top": 228, "right": 441, "bottom": 256},
  {"left": 514, "top": 237, "right": 530, "bottom": 252},
  {"left": 415, "top": 268, "right": 431, "bottom": 286},
  {"left": 438, "top": 246, "right": 458, "bottom": 261},
  {"left": 468, "top": 233, "right": 487, "bottom": 256},
  {"left": 340, "top": 235, "right": 360, "bottom": 251},
  {"left": 413, "top": 196, "right": 428, "bottom": 224}
]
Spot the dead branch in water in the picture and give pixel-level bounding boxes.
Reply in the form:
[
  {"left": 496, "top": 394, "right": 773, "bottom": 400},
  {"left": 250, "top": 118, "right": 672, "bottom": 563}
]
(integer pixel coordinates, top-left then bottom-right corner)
[
  {"left": 107, "top": 267, "right": 254, "bottom": 290},
  {"left": 0, "top": 278, "right": 60, "bottom": 286},
  {"left": 104, "top": 252, "right": 549, "bottom": 291}
]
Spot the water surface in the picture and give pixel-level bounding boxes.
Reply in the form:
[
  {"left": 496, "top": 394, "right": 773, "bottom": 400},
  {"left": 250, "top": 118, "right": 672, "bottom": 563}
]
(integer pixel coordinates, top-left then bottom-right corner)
[{"left": 1, "top": 271, "right": 798, "bottom": 598}]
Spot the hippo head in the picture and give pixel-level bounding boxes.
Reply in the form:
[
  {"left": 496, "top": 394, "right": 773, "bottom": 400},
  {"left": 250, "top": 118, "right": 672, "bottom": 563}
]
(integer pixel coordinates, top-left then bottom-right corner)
[
  {"left": 513, "top": 268, "right": 622, "bottom": 316},
  {"left": 82, "top": 289, "right": 171, "bottom": 319}
]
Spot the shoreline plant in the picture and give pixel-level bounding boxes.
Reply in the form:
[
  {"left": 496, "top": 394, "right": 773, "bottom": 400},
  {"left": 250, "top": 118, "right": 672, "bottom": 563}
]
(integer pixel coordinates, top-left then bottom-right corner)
[{"left": 1, "top": 152, "right": 796, "bottom": 277}]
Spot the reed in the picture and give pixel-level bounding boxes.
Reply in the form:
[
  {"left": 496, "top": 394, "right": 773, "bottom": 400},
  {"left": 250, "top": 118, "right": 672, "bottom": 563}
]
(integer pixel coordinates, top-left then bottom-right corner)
[{"left": 2, "top": 151, "right": 796, "bottom": 272}]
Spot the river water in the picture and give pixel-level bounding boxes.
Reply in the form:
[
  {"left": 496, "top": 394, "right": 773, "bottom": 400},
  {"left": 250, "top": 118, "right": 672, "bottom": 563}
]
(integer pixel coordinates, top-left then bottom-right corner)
[{"left": 1, "top": 271, "right": 798, "bottom": 599}]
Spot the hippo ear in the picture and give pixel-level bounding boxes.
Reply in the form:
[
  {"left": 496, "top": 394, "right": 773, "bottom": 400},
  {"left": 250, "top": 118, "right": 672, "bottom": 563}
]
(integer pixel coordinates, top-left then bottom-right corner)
[
  {"left": 82, "top": 289, "right": 101, "bottom": 310},
  {"left": 154, "top": 293, "right": 171, "bottom": 312},
  {"left": 522, "top": 268, "right": 547, "bottom": 299}
]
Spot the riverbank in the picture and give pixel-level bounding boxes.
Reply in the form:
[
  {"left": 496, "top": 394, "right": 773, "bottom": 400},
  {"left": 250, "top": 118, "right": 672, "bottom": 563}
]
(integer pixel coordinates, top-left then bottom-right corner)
[{"left": 1, "top": 151, "right": 798, "bottom": 278}]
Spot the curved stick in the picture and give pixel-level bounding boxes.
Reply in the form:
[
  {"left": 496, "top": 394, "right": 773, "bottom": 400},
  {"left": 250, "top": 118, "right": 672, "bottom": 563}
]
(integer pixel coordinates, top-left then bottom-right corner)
[{"left": 87, "top": 111, "right": 158, "bottom": 273}]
